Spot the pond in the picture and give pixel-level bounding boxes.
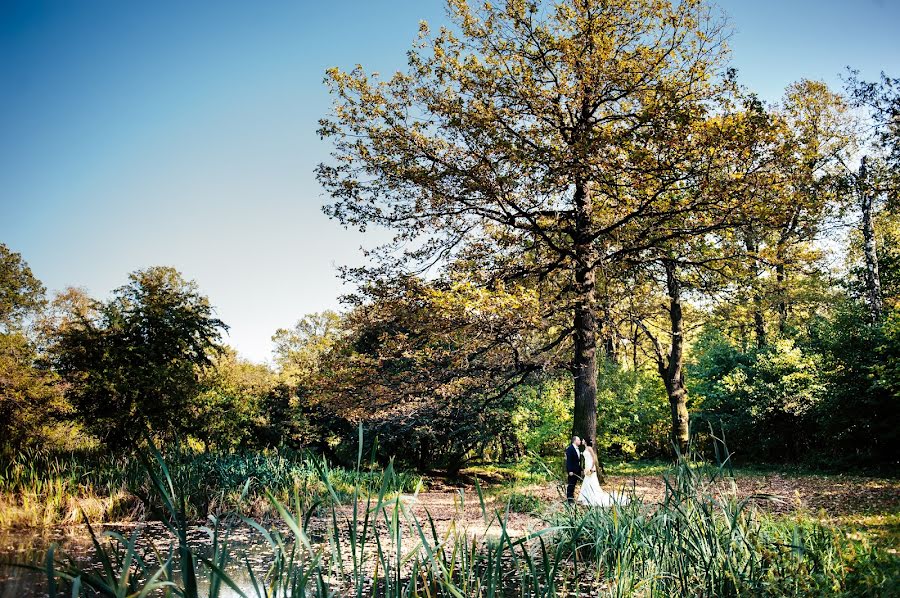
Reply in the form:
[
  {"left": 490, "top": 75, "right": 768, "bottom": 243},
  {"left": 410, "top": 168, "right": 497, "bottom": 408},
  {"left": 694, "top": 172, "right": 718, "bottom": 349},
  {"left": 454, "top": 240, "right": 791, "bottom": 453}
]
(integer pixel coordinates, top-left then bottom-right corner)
[
  {"left": 0, "top": 497, "right": 562, "bottom": 597},
  {"left": 0, "top": 522, "right": 279, "bottom": 598}
]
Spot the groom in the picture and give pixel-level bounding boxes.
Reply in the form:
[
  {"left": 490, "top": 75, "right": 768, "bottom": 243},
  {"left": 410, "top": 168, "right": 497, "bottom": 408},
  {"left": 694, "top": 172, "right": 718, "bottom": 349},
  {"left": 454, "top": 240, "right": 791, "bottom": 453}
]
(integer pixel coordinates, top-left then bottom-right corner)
[{"left": 565, "top": 435, "right": 583, "bottom": 503}]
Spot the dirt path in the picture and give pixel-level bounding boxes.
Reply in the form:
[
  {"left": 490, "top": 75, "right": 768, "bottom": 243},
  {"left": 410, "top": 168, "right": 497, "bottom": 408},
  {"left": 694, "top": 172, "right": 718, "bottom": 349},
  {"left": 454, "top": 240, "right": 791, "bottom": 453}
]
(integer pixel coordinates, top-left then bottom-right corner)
[
  {"left": 527, "top": 472, "right": 900, "bottom": 516},
  {"left": 375, "top": 472, "right": 900, "bottom": 541}
]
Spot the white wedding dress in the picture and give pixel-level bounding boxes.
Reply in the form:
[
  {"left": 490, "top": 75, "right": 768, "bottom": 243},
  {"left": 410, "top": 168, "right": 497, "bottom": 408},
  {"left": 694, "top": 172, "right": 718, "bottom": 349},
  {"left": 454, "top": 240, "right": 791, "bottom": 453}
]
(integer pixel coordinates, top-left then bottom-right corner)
[{"left": 577, "top": 449, "right": 629, "bottom": 507}]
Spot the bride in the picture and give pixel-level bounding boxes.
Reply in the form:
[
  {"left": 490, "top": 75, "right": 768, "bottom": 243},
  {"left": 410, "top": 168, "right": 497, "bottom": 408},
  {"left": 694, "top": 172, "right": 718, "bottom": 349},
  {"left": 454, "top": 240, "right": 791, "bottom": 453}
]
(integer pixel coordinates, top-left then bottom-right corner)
[{"left": 577, "top": 440, "right": 629, "bottom": 507}]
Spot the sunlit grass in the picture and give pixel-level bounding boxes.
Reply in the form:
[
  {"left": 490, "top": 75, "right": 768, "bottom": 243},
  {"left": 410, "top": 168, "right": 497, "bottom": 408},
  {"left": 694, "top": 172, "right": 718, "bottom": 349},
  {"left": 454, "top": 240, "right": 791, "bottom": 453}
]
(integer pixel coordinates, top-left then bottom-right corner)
[
  {"left": 603, "top": 459, "right": 672, "bottom": 477},
  {"left": 836, "top": 513, "right": 900, "bottom": 551}
]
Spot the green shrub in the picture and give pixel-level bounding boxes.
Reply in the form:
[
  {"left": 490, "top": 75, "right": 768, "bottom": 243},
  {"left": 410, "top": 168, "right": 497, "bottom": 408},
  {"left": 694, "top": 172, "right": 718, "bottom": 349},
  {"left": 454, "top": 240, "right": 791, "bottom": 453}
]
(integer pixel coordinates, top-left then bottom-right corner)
[
  {"left": 596, "top": 360, "right": 670, "bottom": 460},
  {"left": 511, "top": 375, "right": 573, "bottom": 459},
  {"left": 690, "top": 329, "right": 825, "bottom": 462},
  {"left": 804, "top": 304, "right": 900, "bottom": 468},
  {"left": 512, "top": 365, "right": 671, "bottom": 463}
]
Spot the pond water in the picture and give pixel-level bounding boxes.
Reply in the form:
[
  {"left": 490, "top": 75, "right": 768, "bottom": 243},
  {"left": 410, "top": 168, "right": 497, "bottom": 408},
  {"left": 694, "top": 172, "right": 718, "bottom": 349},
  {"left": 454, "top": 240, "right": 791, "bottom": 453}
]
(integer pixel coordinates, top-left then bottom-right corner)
[
  {"left": 0, "top": 522, "right": 279, "bottom": 598},
  {"left": 0, "top": 510, "right": 565, "bottom": 597}
]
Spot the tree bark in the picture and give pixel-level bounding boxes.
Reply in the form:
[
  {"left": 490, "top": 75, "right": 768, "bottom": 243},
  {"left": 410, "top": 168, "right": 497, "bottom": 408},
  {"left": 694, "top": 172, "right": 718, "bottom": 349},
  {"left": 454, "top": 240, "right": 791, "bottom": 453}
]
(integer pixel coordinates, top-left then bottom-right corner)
[
  {"left": 859, "top": 156, "right": 884, "bottom": 322},
  {"left": 632, "top": 326, "right": 640, "bottom": 371},
  {"left": 744, "top": 235, "right": 767, "bottom": 348},
  {"left": 572, "top": 177, "right": 598, "bottom": 447},
  {"left": 600, "top": 308, "right": 617, "bottom": 363},
  {"left": 662, "top": 260, "right": 690, "bottom": 455},
  {"left": 775, "top": 260, "right": 787, "bottom": 334},
  {"left": 774, "top": 206, "right": 800, "bottom": 335},
  {"left": 637, "top": 260, "right": 690, "bottom": 457}
]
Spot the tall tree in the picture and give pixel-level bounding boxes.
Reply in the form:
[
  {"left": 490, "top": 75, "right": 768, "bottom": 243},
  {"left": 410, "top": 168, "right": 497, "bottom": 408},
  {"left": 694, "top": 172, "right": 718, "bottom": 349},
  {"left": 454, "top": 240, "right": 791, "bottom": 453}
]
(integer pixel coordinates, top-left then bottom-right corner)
[
  {"left": 845, "top": 71, "right": 900, "bottom": 321},
  {"left": 711, "top": 81, "right": 851, "bottom": 346},
  {"left": 857, "top": 156, "right": 884, "bottom": 320},
  {"left": 772, "top": 81, "right": 852, "bottom": 330},
  {"left": 0, "top": 243, "right": 46, "bottom": 333},
  {"left": 846, "top": 71, "right": 900, "bottom": 173},
  {"left": 318, "top": 0, "right": 754, "bottom": 444},
  {"left": 52, "top": 267, "right": 226, "bottom": 449},
  {"left": 0, "top": 244, "right": 66, "bottom": 452}
]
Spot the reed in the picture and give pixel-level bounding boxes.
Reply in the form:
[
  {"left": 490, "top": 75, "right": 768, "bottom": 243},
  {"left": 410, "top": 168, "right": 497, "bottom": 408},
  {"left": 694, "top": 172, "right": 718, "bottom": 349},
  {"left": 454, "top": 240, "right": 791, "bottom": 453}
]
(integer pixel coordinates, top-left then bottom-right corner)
[
  {"left": 22, "top": 435, "right": 896, "bottom": 597},
  {"left": 0, "top": 446, "right": 423, "bottom": 527}
]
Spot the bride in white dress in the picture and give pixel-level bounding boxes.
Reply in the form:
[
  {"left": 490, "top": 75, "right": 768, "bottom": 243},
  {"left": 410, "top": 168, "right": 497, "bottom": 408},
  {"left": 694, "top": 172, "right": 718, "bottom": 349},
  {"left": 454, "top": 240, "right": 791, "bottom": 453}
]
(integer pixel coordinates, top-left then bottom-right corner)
[{"left": 577, "top": 440, "right": 629, "bottom": 507}]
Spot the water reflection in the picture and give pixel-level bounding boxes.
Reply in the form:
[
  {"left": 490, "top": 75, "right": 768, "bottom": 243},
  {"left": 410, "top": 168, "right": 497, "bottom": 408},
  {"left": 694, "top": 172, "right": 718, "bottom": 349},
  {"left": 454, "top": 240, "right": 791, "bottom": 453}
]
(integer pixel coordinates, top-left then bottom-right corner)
[{"left": 0, "top": 522, "right": 278, "bottom": 598}]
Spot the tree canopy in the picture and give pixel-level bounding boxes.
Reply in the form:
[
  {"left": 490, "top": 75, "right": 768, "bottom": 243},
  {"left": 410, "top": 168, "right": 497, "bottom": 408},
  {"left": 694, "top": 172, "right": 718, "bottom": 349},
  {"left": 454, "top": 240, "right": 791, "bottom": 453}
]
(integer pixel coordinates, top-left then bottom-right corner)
[
  {"left": 51, "top": 267, "right": 227, "bottom": 449},
  {"left": 318, "top": 0, "right": 777, "bottom": 446}
]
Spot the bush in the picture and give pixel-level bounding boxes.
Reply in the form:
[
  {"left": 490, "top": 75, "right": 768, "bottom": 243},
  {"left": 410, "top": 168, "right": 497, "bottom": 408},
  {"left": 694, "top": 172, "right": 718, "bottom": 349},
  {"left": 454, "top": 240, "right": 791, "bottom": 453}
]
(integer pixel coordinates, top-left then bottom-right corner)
[
  {"left": 804, "top": 303, "right": 900, "bottom": 468},
  {"left": 511, "top": 375, "right": 573, "bottom": 459},
  {"left": 360, "top": 395, "right": 518, "bottom": 473},
  {"left": 596, "top": 360, "right": 670, "bottom": 460},
  {"left": 690, "top": 329, "right": 825, "bottom": 462}
]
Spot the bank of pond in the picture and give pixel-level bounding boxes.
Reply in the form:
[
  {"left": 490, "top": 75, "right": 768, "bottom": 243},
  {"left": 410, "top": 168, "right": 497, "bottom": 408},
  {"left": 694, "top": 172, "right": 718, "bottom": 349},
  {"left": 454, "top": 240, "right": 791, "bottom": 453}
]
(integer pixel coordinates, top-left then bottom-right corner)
[{"left": 1, "top": 448, "right": 898, "bottom": 597}]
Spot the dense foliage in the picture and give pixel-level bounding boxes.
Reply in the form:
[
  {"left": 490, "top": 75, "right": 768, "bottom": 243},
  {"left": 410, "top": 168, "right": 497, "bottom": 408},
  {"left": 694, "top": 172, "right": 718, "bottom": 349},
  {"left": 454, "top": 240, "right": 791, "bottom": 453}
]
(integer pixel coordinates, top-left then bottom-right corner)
[{"left": 50, "top": 267, "right": 227, "bottom": 449}]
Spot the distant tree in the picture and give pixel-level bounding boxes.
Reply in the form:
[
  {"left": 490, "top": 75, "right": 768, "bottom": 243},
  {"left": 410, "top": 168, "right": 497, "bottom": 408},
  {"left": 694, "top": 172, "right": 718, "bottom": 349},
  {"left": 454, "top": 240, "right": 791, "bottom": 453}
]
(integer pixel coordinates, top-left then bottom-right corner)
[
  {"left": 0, "top": 243, "right": 46, "bottom": 332},
  {"left": 697, "top": 81, "right": 853, "bottom": 352},
  {"left": 766, "top": 81, "right": 853, "bottom": 332},
  {"left": 0, "top": 244, "right": 66, "bottom": 452},
  {"left": 308, "top": 276, "right": 546, "bottom": 471},
  {"left": 845, "top": 70, "right": 900, "bottom": 173},
  {"left": 844, "top": 71, "right": 900, "bottom": 321},
  {"left": 193, "top": 346, "right": 278, "bottom": 450},
  {"left": 272, "top": 310, "right": 344, "bottom": 387},
  {"left": 52, "top": 267, "right": 226, "bottom": 449}
]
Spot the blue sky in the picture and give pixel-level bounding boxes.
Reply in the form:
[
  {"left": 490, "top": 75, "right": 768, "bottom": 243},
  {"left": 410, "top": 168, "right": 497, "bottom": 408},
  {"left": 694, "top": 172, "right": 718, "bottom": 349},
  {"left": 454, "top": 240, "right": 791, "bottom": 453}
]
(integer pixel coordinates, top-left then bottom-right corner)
[{"left": 1, "top": 0, "right": 898, "bottom": 362}]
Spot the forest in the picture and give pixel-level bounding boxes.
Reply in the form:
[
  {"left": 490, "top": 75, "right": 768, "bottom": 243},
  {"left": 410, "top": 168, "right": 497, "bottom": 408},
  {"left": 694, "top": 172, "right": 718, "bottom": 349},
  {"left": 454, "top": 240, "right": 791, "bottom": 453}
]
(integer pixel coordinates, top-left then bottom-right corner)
[{"left": 2, "top": 0, "right": 899, "bottom": 596}]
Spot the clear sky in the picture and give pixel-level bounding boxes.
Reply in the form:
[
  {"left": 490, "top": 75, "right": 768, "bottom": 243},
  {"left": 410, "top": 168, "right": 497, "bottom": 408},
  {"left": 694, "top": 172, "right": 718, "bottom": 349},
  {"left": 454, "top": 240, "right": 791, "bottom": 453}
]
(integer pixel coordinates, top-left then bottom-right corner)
[{"left": 2, "top": 0, "right": 898, "bottom": 363}]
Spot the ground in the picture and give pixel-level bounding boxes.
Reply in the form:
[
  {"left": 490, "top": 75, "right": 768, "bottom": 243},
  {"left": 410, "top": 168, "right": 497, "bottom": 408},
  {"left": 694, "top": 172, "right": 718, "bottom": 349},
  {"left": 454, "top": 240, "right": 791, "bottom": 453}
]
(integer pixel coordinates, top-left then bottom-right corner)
[{"left": 387, "top": 466, "right": 900, "bottom": 551}]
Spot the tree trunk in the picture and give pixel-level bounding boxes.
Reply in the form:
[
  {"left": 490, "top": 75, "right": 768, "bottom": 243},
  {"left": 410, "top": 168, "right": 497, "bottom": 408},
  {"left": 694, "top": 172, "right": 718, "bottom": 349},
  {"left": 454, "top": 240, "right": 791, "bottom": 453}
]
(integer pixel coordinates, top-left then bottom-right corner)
[
  {"left": 744, "top": 235, "right": 767, "bottom": 347},
  {"left": 663, "top": 260, "right": 690, "bottom": 455},
  {"left": 775, "top": 260, "right": 787, "bottom": 334},
  {"left": 859, "top": 156, "right": 883, "bottom": 322},
  {"left": 632, "top": 326, "right": 639, "bottom": 371},
  {"left": 572, "top": 178, "right": 598, "bottom": 447},
  {"left": 597, "top": 274, "right": 617, "bottom": 364},
  {"left": 774, "top": 207, "right": 799, "bottom": 335},
  {"left": 600, "top": 309, "right": 617, "bottom": 363},
  {"left": 637, "top": 260, "right": 691, "bottom": 458}
]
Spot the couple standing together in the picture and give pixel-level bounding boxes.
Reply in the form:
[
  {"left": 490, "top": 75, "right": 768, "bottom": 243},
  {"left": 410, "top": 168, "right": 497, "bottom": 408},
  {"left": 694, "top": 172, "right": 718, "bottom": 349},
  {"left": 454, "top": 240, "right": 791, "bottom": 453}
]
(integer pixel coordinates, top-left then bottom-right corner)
[{"left": 565, "top": 435, "right": 629, "bottom": 507}]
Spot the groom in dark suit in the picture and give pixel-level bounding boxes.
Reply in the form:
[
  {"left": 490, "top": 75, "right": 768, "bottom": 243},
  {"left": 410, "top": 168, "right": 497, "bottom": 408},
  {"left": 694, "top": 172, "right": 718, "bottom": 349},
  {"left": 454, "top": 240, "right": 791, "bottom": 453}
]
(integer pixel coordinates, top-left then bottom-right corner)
[{"left": 565, "top": 435, "right": 583, "bottom": 503}]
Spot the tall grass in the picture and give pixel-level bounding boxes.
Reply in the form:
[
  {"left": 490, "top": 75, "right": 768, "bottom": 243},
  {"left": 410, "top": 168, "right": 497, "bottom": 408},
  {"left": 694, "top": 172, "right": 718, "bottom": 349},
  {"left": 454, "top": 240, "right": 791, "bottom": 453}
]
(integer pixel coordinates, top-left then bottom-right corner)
[
  {"left": 0, "top": 447, "right": 423, "bottom": 527},
  {"left": 545, "top": 456, "right": 898, "bottom": 596},
  {"left": 22, "top": 438, "right": 898, "bottom": 597}
]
